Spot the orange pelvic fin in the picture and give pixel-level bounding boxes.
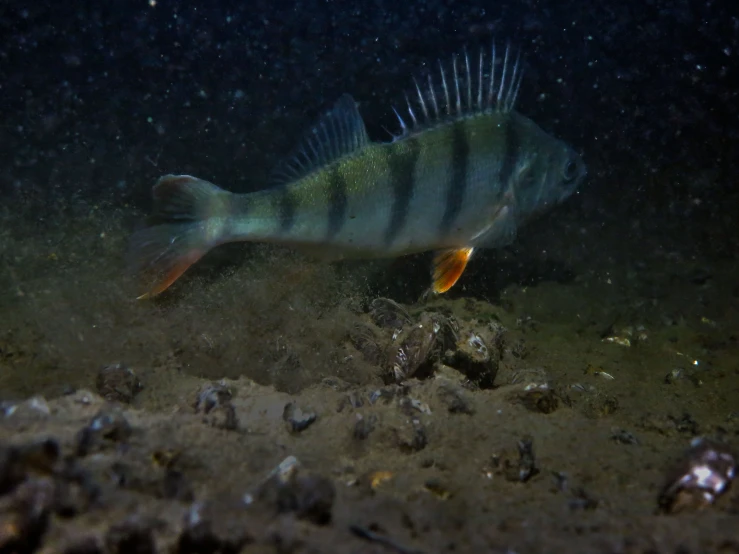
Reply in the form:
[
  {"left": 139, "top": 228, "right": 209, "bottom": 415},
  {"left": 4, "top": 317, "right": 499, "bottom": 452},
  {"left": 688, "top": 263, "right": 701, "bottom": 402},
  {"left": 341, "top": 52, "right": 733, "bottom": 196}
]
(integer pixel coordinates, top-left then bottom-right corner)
[{"left": 432, "top": 247, "right": 475, "bottom": 294}]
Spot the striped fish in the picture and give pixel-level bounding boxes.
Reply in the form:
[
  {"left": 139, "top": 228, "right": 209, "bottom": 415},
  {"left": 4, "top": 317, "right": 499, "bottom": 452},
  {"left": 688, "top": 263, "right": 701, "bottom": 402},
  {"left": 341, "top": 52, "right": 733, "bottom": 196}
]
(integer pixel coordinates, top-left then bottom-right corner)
[{"left": 130, "top": 44, "right": 586, "bottom": 299}]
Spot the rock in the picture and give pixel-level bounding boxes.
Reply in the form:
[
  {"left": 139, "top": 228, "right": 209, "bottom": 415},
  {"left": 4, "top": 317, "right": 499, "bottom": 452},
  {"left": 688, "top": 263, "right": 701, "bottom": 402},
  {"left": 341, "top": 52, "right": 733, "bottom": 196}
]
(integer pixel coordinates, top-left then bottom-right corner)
[
  {"left": 516, "top": 386, "right": 560, "bottom": 414},
  {"left": 578, "top": 393, "right": 619, "bottom": 419},
  {"left": 658, "top": 437, "right": 736, "bottom": 513},
  {"left": 76, "top": 408, "right": 133, "bottom": 456},
  {"left": 0, "top": 477, "right": 55, "bottom": 552},
  {"left": 393, "top": 418, "right": 428, "bottom": 453},
  {"left": 250, "top": 456, "right": 335, "bottom": 525},
  {"left": 194, "top": 382, "right": 232, "bottom": 414},
  {"left": 162, "top": 469, "right": 194, "bottom": 502},
  {"left": 283, "top": 403, "right": 317, "bottom": 433},
  {"left": 445, "top": 324, "right": 500, "bottom": 389},
  {"left": 0, "top": 439, "right": 60, "bottom": 493},
  {"left": 398, "top": 397, "right": 431, "bottom": 416},
  {"left": 368, "top": 385, "right": 404, "bottom": 405},
  {"left": 105, "top": 516, "right": 157, "bottom": 554},
  {"left": 509, "top": 338, "right": 529, "bottom": 359},
  {"left": 277, "top": 474, "right": 335, "bottom": 525},
  {"left": 610, "top": 428, "right": 640, "bottom": 445},
  {"left": 437, "top": 383, "right": 474, "bottom": 414},
  {"left": 353, "top": 413, "right": 377, "bottom": 440},
  {"left": 96, "top": 363, "right": 142, "bottom": 404},
  {"left": 53, "top": 463, "right": 101, "bottom": 517},
  {"left": 194, "top": 382, "right": 237, "bottom": 431},
  {"left": 2, "top": 396, "right": 51, "bottom": 420},
  {"left": 178, "top": 499, "right": 254, "bottom": 553},
  {"left": 489, "top": 437, "right": 539, "bottom": 483}
]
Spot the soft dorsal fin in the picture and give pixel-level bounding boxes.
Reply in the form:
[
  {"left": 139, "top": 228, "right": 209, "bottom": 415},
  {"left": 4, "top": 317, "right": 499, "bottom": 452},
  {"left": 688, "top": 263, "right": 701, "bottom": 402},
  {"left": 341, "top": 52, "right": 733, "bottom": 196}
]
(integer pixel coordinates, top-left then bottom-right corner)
[
  {"left": 271, "top": 94, "right": 370, "bottom": 184},
  {"left": 392, "top": 43, "right": 524, "bottom": 139}
]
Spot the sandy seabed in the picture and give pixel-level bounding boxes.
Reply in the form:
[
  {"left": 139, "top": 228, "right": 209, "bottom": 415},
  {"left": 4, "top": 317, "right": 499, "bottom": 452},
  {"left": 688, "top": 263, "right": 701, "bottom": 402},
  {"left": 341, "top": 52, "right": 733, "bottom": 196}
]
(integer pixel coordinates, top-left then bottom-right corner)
[{"left": 1, "top": 202, "right": 738, "bottom": 554}]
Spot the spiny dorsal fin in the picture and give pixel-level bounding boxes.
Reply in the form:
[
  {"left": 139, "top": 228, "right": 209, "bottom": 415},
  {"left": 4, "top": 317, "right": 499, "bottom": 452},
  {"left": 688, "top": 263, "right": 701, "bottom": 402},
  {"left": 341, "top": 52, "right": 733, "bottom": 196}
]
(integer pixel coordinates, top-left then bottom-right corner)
[
  {"left": 272, "top": 94, "right": 370, "bottom": 184},
  {"left": 392, "top": 43, "right": 524, "bottom": 139}
]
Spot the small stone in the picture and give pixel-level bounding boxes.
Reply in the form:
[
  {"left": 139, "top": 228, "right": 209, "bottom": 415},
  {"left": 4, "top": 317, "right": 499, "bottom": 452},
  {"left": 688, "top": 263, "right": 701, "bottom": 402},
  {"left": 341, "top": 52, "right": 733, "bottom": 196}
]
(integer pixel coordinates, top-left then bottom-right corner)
[
  {"left": 517, "top": 387, "right": 559, "bottom": 414},
  {"left": 282, "top": 403, "right": 317, "bottom": 433},
  {"left": 510, "top": 339, "right": 529, "bottom": 359},
  {"left": 251, "top": 457, "right": 334, "bottom": 525},
  {"left": 398, "top": 397, "right": 432, "bottom": 416},
  {"left": 659, "top": 437, "right": 736, "bottom": 513},
  {"left": 76, "top": 408, "right": 132, "bottom": 456},
  {"left": 194, "top": 382, "right": 237, "bottom": 430},
  {"left": 610, "top": 427, "right": 640, "bottom": 445},
  {"left": 394, "top": 418, "right": 427, "bottom": 453},
  {"left": 0, "top": 478, "right": 55, "bottom": 552},
  {"left": 579, "top": 393, "right": 619, "bottom": 419},
  {"left": 96, "top": 363, "right": 142, "bottom": 404},
  {"left": 193, "top": 382, "right": 232, "bottom": 414},
  {"left": 278, "top": 474, "right": 335, "bottom": 525},
  {"left": 105, "top": 516, "right": 157, "bottom": 554},
  {"left": 368, "top": 385, "right": 403, "bottom": 405},
  {"left": 491, "top": 437, "right": 539, "bottom": 483},
  {"left": 446, "top": 328, "right": 499, "bottom": 389},
  {"left": 353, "top": 414, "right": 377, "bottom": 440},
  {"left": 162, "top": 469, "right": 194, "bottom": 502},
  {"left": 178, "top": 500, "right": 253, "bottom": 553},
  {"left": 3, "top": 396, "right": 51, "bottom": 419},
  {"left": 437, "top": 383, "right": 474, "bottom": 414}
]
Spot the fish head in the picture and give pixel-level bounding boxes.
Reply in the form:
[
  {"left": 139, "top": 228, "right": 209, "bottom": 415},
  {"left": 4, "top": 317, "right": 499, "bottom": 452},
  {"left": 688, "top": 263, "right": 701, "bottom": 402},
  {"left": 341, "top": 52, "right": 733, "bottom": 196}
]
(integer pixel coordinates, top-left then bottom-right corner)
[{"left": 507, "top": 114, "right": 586, "bottom": 223}]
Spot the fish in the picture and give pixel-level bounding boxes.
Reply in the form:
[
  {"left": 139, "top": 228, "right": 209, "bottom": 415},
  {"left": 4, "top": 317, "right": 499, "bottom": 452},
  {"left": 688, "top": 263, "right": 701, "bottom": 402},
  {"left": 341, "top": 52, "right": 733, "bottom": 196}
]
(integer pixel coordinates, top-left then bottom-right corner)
[{"left": 130, "top": 44, "right": 586, "bottom": 299}]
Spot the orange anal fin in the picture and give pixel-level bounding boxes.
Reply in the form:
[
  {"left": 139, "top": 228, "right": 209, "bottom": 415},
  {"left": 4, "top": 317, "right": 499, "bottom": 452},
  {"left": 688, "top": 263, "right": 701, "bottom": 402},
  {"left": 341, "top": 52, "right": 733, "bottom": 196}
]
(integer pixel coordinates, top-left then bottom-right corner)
[
  {"left": 136, "top": 250, "right": 204, "bottom": 300},
  {"left": 432, "top": 247, "right": 474, "bottom": 294}
]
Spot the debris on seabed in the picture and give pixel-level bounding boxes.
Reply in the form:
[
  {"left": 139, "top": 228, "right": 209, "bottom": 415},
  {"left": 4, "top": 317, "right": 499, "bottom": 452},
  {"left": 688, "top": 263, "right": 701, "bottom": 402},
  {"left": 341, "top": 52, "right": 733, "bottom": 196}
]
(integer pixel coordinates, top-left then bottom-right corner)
[
  {"left": 602, "top": 336, "right": 631, "bottom": 347},
  {"left": 585, "top": 364, "right": 615, "bottom": 380},
  {"left": 659, "top": 437, "right": 736, "bottom": 513}
]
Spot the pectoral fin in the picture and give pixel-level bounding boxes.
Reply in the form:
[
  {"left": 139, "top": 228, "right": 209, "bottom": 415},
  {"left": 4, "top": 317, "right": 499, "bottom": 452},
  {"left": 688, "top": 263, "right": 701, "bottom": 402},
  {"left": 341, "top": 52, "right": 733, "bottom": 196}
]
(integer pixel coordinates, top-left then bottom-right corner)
[{"left": 432, "top": 247, "right": 475, "bottom": 294}]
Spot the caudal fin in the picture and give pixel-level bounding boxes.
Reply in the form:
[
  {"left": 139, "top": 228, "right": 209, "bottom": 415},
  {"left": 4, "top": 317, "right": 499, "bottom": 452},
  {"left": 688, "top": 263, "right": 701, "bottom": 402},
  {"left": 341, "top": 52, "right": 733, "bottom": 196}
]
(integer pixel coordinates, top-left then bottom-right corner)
[{"left": 129, "top": 175, "right": 229, "bottom": 299}]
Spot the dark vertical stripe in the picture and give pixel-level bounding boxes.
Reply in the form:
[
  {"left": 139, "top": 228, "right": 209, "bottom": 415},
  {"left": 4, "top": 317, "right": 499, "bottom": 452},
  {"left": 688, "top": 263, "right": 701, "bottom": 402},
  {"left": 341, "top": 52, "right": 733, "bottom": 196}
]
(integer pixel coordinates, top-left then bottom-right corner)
[
  {"left": 384, "top": 138, "right": 421, "bottom": 246},
  {"left": 439, "top": 122, "right": 470, "bottom": 236},
  {"left": 276, "top": 188, "right": 297, "bottom": 233},
  {"left": 498, "top": 115, "right": 521, "bottom": 196},
  {"left": 326, "top": 166, "right": 348, "bottom": 239}
]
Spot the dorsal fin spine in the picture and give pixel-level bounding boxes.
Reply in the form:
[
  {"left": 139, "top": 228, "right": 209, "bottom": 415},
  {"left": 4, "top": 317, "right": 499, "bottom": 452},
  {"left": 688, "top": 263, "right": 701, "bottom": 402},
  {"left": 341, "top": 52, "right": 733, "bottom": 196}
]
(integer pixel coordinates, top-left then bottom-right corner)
[
  {"left": 453, "top": 56, "right": 461, "bottom": 115},
  {"left": 394, "top": 41, "right": 526, "bottom": 138},
  {"left": 465, "top": 50, "right": 472, "bottom": 111},
  {"left": 405, "top": 94, "right": 418, "bottom": 126},
  {"left": 497, "top": 44, "right": 509, "bottom": 108},
  {"left": 440, "top": 61, "right": 451, "bottom": 116},
  {"left": 393, "top": 107, "right": 408, "bottom": 133},
  {"left": 477, "top": 50, "right": 484, "bottom": 110},
  {"left": 414, "top": 78, "right": 429, "bottom": 120},
  {"left": 428, "top": 74, "right": 439, "bottom": 118},
  {"left": 505, "top": 50, "right": 522, "bottom": 112},
  {"left": 487, "top": 43, "right": 497, "bottom": 108},
  {"left": 270, "top": 94, "right": 370, "bottom": 184}
]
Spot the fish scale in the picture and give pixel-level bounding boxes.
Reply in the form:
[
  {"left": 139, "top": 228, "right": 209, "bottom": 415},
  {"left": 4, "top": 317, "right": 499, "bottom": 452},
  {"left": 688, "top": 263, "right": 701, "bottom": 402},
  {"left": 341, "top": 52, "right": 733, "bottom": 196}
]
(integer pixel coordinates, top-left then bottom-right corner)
[{"left": 129, "top": 44, "right": 586, "bottom": 299}]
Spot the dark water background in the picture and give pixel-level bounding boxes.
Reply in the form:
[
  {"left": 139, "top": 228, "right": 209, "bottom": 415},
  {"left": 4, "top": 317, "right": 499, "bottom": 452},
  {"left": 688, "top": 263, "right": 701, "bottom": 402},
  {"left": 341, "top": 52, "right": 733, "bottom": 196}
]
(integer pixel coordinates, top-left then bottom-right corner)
[{"left": 2, "top": 0, "right": 738, "bottom": 231}]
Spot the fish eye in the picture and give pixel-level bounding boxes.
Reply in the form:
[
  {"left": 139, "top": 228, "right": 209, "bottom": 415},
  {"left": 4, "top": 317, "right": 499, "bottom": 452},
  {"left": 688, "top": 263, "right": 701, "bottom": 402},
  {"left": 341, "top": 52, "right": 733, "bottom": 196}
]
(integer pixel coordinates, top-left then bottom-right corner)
[{"left": 563, "top": 159, "right": 579, "bottom": 182}]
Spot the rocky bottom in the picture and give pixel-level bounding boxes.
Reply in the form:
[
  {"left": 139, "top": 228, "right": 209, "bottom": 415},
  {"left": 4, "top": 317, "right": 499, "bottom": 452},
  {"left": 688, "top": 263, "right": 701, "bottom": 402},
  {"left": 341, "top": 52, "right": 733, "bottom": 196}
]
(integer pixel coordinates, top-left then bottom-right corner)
[{"left": 1, "top": 207, "right": 739, "bottom": 553}]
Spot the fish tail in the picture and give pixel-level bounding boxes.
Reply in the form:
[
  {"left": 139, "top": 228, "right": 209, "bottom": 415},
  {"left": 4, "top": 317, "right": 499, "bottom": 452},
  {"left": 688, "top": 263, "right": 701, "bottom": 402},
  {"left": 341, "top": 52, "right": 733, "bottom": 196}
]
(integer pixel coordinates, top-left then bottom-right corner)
[{"left": 129, "top": 175, "right": 230, "bottom": 299}]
